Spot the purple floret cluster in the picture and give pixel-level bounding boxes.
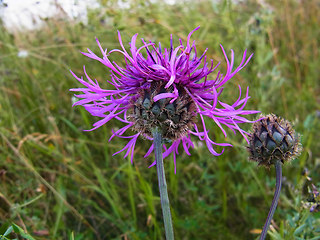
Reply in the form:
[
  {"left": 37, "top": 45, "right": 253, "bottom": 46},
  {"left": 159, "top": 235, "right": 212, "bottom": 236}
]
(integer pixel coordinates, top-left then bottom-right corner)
[{"left": 70, "top": 26, "right": 259, "bottom": 172}]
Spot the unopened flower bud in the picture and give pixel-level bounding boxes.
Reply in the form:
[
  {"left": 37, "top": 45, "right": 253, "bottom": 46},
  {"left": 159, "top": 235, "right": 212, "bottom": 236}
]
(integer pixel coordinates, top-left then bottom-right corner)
[{"left": 248, "top": 114, "right": 302, "bottom": 167}]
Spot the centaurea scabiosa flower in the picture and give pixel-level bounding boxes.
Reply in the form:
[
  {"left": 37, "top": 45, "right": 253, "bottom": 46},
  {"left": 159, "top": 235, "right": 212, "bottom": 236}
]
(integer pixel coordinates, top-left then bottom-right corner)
[{"left": 70, "top": 26, "right": 259, "bottom": 173}]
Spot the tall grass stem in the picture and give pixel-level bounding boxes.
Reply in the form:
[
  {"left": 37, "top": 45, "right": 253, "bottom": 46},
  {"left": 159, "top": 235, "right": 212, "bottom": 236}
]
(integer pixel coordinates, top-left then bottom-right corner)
[
  {"left": 259, "top": 160, "right": 282, "bottom": 240},
  {"left": 152, "top": 128, "right": 174, "bottom": 240}
]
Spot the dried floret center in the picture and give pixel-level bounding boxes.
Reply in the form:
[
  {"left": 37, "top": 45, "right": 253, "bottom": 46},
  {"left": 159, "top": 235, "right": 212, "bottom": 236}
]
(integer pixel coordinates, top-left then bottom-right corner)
[{"left": 129, "top": 82, "right": 197, "bottom": 141}]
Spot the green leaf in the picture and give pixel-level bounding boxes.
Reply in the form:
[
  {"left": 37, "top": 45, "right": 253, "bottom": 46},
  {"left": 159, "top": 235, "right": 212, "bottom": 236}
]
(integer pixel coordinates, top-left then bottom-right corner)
[
  {"left": 294, "top": 223, "right": 306, "bottom": 236},
  {"left": 12, "top": 223, "right": 36, "bottom": 240},
  {"left": 69, "top": 232, "right": 75, "bottom": 240},
  {"left": 3, "top": 226, "right": 13, "bottom": 236}
]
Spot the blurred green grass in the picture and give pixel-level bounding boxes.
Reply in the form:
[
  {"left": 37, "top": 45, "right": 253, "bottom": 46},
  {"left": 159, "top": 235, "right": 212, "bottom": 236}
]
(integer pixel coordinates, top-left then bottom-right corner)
[{"left": 0, "top": 0, "right": 319, "bottom": 239}]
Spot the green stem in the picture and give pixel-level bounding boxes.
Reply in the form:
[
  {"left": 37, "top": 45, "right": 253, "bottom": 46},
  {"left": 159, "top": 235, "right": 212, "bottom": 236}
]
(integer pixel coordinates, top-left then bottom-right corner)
[
  {"left": 152, "top": 128, "right": 174, "bottom": 240},
  {"left": 259, "top": 160, "right": 282, "bottom": 240}
]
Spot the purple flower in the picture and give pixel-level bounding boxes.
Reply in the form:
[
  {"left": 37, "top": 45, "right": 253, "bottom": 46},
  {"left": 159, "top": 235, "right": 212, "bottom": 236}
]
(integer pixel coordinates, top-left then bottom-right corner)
[
  {"left": 309, "top": 184, "right": 320, "bottom": 213},
  {"left": 70, "top": 26, "right": 259, "bottom": 172}
]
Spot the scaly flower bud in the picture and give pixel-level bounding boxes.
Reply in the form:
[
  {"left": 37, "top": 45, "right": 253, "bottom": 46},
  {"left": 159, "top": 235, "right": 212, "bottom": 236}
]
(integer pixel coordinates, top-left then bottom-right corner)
[
  {"left": 129, "top": 81, "right": 197, "bottom": 141},
  {"left": 248, "top": 114, "right": 301, "bottom": 167}
]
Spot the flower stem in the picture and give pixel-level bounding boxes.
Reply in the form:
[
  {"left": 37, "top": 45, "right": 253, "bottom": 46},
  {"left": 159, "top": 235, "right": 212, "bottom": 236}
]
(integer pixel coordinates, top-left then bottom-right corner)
[
  {"left": 259, "top": 160, "right": 282, "bottom": 240},
  {"left": 152, "top": 128, "right": 174, "bottom": 240}
]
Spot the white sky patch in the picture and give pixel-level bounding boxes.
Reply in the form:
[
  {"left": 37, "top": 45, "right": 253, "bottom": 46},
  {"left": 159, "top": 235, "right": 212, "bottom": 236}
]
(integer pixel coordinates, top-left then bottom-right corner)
[
  {"left": 164, "top": 0, "right": 176, "bottom": 5},
  {"left": 117, "top": 0, "right": 130, "bottom": 9},
  {"left": 0, "top": 0, "right": 180, "bottom": 32},
  {"left": 0, "top": 0, "right": 100, "bottom": 31}
]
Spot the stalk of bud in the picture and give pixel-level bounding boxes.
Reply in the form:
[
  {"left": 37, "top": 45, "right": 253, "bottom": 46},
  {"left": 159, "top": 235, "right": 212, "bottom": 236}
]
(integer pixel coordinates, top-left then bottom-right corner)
[{"left": 248, "top": 114, "right": 302, "bottom": 240}]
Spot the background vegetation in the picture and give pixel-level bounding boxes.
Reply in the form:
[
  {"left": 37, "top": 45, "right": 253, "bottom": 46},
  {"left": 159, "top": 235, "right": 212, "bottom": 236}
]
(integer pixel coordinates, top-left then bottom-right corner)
[{"left": 0, "top": 0, "right": 319, "bottom": 239}]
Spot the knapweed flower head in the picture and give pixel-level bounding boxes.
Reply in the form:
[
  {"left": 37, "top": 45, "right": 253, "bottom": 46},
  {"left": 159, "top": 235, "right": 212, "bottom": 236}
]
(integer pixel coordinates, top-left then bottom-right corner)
[
  {"left": 248, "top": 114, "right": 302, "bottom": 167},
  {"left": 70, "top": 26, "right": 259, "bottom": 172}
]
